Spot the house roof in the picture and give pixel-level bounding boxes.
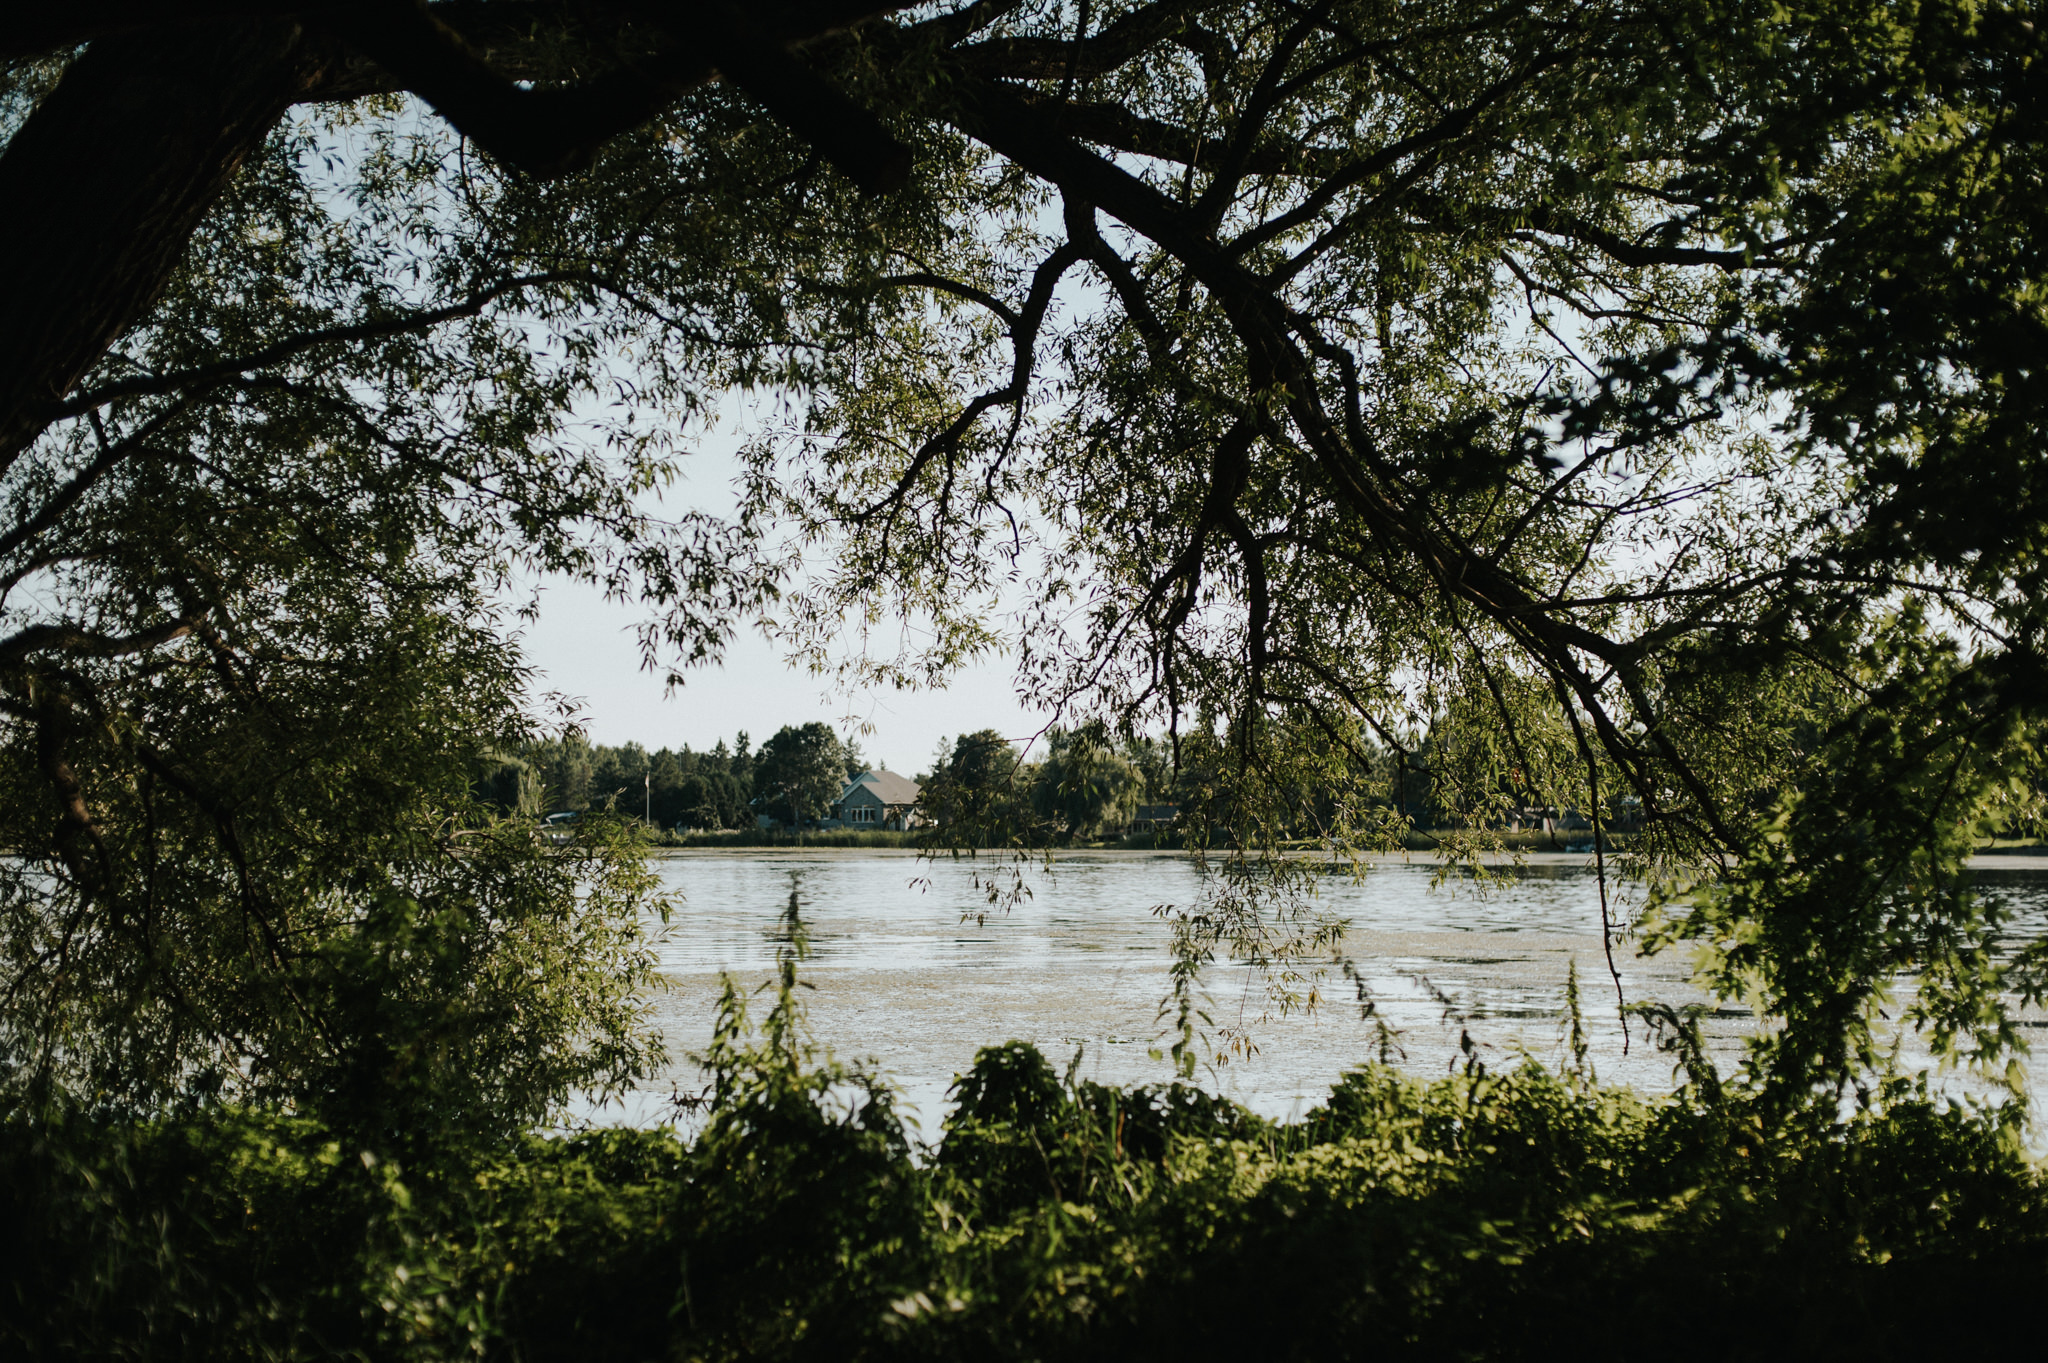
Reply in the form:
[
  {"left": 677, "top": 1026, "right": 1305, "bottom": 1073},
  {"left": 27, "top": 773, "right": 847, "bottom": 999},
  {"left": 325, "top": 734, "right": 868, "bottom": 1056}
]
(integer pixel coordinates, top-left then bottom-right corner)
[{"left": 836, "top": 768, "right": 921, "bottom": 807}]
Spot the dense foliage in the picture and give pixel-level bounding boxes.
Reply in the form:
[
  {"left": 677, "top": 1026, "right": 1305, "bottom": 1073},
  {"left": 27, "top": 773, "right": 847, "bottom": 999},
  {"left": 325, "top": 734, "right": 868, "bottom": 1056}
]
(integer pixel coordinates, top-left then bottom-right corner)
[
  {"left": 6, "top": 1008, "right": 2041, "bottom": 1361},
  {"left": 477, "top": 728, "right": 807, "bottom": 831}
]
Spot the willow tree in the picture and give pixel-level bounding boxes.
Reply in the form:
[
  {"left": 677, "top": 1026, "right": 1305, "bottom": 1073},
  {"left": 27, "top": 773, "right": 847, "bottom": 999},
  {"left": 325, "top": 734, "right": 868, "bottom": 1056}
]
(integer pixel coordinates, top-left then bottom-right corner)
[{"left": 3, "top": 0, "right": 2045, "bottom": 1119}]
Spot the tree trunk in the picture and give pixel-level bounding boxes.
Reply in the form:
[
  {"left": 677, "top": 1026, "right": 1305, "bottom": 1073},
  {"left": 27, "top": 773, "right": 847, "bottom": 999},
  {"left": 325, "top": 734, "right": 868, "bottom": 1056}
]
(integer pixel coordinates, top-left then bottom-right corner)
[{"left": 0, "top": 24, "right": 324, "bottom": 469}]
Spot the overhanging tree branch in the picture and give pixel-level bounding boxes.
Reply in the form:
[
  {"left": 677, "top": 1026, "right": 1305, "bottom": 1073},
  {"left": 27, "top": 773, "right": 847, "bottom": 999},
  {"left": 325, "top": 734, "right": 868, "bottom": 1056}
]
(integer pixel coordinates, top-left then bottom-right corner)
[{"left": 325, "top": 0, "right": 911, "bottom": 188}]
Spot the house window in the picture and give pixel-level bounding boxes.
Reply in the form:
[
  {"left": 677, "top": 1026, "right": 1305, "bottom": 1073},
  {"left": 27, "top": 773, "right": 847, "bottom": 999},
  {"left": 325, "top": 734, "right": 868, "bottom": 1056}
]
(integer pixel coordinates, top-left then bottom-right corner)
[{"left": 852, "top": 806, "right": 876, "bottom": 824}]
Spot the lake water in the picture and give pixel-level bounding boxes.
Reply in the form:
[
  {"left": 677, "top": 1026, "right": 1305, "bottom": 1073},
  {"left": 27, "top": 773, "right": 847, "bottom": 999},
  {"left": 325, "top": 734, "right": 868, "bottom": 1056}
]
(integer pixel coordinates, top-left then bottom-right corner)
[{"left": 626, "top": 851, "right": 2048, "bottom": 1138}]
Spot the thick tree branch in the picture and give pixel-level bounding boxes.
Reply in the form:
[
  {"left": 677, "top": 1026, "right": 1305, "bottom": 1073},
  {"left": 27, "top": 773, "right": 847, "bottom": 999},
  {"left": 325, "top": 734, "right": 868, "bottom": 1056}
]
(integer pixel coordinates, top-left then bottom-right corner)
[
  {"left": 1, "top": 0, "right": 906, "bottom": 61},
  {"left": 324, "top": 1, "right": 712, "bottom": 180},
  {"left": 0, "top": 1, "right": 315, "bottom": 58},
  {"left": 0, "top": 3, "right": 912, "bottom": 474},
  {"left": 684, "top": 0, "right": 912, "bottom": 194},
  {"left": 322, "top": 1, "right": 909, "bottom": 189},
  {"left": 0, "top": 616, "right": 203, "bottom": 668},
  {"left": 0, "top": 22, "right": 324, "bottom": 473}
]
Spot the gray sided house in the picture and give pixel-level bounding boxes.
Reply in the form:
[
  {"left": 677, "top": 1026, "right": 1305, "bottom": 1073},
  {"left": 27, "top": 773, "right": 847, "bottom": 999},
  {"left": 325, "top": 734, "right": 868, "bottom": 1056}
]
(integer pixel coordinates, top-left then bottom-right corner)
[
  {"left": 831, "top": 769, "right": 923, "bottom": 830},
  {"left": 1131, "top": 803, "right": 1179, "bottom": 832}
]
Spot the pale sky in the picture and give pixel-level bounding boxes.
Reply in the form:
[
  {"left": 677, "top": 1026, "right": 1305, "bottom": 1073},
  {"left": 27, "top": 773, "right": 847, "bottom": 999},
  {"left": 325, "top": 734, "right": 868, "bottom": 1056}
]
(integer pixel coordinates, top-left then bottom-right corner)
[
  {"left": 513, "top": 397, "right": 1048, "bottom": 776},
  {"left": 516, "top": 578, "right": 1044, "bottom": 776}
]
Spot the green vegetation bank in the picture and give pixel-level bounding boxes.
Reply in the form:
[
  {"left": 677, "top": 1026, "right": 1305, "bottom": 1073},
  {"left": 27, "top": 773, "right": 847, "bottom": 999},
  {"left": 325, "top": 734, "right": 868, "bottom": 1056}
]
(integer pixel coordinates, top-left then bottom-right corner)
[{"left": 8, "top": 998, "right": 2042, "bottom": 1361}]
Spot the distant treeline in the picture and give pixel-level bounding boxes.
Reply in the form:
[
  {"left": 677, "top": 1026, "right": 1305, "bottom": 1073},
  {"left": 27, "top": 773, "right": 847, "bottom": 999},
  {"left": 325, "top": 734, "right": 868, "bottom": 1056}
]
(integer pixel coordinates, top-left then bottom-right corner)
[
  {"left": 474, "top": 722, "right": 868, "bottom": 830},
  {"left": 473, "top": 719, "right": 1469, "bottom": 841},
  {"left": 920, "top": 725, "right": 1446, "bottom": 845},
  {"left": 471, "top": 722, "right": 1190, "bottom": 835}
]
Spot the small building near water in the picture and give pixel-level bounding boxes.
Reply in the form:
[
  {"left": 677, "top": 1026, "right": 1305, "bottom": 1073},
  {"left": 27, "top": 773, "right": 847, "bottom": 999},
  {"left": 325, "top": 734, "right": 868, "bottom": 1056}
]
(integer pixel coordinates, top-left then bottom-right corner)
[
  {"left": 1131, "top": 803, "right": 1179, "bottom": 832},
  {"left": 830, "top": 769, "right": 924, "bottom": 830}
]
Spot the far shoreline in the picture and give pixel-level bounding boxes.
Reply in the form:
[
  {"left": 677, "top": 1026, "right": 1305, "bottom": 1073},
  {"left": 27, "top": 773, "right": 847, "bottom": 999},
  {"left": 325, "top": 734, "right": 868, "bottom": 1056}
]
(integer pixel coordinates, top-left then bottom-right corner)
[{"left": 649, "top": 846, "right": 2048, "bottom": 869}]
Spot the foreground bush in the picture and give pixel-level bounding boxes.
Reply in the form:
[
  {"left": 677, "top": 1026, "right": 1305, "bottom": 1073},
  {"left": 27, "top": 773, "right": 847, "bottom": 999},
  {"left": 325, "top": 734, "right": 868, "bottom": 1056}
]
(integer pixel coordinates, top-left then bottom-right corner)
[{"left": 4, "top": 1027, "right": 2043, "bottom": 1362}]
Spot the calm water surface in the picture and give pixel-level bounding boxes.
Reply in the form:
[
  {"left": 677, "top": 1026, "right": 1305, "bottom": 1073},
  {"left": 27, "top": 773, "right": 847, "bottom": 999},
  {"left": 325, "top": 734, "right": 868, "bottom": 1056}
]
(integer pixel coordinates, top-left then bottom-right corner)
[{"left": 629, "top": 852, "right": 2048, "bottom": 1137}]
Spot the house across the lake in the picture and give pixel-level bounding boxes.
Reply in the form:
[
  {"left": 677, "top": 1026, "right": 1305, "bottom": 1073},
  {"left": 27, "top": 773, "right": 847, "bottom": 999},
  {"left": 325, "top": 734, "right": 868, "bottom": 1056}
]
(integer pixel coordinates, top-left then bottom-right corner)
[
  {"left": 829, "top": 769, "right": 923, "bottom": 830},
  {"left": 1131, "top": 803, "right": 1179, "bottom": 832}
]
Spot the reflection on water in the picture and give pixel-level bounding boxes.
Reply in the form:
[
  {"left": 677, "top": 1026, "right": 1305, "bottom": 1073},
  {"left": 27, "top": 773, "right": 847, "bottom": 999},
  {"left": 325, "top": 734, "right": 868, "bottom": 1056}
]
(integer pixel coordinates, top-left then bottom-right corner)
[{"left": 636, "top": 852, "right": 2048, "bottom": 1136}]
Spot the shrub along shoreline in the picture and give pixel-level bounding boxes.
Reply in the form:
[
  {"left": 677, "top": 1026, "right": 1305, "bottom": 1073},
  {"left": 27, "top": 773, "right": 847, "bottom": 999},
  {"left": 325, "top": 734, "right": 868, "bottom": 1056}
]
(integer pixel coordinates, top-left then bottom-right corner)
[{"left": 6, "top": 1018, "right": 2042, "bottom": 1361}]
